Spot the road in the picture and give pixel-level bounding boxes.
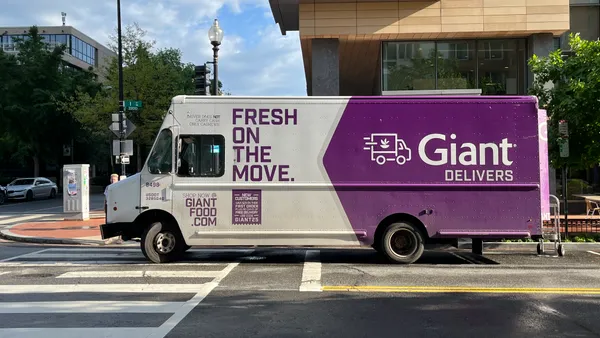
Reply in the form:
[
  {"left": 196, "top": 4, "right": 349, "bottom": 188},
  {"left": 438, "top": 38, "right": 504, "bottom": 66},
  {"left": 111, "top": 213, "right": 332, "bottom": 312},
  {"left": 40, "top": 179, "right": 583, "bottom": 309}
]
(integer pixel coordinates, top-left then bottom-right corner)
[
  {"left": 0, "top": 243, "right": 600, "bottom": 337},
  {"left": 0, "top": 194, "right": 105, "bottom": 228}
]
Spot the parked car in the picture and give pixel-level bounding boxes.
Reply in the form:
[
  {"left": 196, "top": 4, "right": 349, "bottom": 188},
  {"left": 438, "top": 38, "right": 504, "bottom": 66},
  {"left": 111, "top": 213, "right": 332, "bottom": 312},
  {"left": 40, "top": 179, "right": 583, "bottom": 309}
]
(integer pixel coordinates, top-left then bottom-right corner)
[
  {"left": 0, "top": 185, "right": 6, "bottom": 205},
  {"left": 5, "top": 177, "right": 58, "bottom": 201}
]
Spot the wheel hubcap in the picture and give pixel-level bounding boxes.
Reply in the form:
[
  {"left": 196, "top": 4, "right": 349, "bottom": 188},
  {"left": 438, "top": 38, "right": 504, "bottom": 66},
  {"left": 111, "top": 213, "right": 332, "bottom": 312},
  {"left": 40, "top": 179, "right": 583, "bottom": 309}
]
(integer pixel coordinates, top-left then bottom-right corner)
[
  {"left": 155, "top": 232, "right": 176, "bottom": 254},
  {"left": 390, "top": 229, "right": 418, "bottom": 257}
]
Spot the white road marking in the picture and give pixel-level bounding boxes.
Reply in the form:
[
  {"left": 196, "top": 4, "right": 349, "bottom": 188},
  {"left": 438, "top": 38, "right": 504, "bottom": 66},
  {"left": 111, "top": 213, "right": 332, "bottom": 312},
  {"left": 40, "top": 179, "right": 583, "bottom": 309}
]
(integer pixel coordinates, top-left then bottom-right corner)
[
  {"left": 0, "top": 262, "right": 228, "bottom": 267},
  {"left": 588, "top": 250, "right": 600, "bottom": 256},
  {"left": 0, "top": 213, "right": 54, "bottom": 225},
  {"left": 0, "top": 328, "right": 155, "bottom": 338},
  {"left": 0, "top": 283, "right": 213, "bottom": 293},
  {"left": 0, "top": 301, "right": 187, "bottom": 313},
  {"left": 0, "top": 248, "right": 54, "bottom": 262},
  {"left": 147, "top": 262, "right": 240, "bottom": 338},
  {"left": 56, "top": 270, "right": 225, "bottom": 278},
  {"left": 0, "top": 271, "right": 10, "bottom": 276},
  {"left": 299, "top": 249, "right": 322, "bottom": 292}
]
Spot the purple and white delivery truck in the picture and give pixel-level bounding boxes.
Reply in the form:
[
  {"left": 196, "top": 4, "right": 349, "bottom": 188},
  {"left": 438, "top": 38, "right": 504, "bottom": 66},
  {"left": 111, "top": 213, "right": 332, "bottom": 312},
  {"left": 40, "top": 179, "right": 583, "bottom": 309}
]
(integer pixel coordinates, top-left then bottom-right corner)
[{"left": 101, "top": 95, "right": 551, "bottom": 264}]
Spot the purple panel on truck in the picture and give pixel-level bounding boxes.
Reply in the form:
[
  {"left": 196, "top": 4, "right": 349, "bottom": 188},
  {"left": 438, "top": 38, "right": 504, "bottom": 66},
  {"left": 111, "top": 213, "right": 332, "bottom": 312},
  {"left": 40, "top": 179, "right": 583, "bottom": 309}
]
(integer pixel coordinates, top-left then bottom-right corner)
[{"left": 322, "top": 96, "right": 544, "bottom": 244}]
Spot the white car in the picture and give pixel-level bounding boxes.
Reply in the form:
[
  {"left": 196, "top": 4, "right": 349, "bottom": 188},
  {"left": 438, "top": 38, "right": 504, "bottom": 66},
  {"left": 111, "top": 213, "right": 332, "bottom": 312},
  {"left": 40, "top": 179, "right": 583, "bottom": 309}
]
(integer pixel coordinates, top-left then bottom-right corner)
[
  {"left": 6, "top": 177, "right": 58, "bottom": 201},
  {"left": 0, "top": 185, "right": 5, "bottom": 205}
]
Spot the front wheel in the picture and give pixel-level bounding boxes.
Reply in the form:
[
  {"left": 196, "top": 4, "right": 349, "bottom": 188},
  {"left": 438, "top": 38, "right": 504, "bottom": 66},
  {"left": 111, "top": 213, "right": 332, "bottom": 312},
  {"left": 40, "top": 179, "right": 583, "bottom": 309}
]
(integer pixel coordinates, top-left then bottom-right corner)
[
  {"left": 141, "top": 222, "right": 186, "bottom": 263},
  {"left": 380, "top": 222, "right": 425, "bottom": 264}
]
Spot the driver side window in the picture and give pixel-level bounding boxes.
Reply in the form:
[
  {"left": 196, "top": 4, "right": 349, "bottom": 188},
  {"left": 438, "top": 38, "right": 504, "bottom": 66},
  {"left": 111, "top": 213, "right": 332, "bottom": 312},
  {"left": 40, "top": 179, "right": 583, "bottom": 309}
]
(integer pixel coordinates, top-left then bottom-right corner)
[{"left": 147, "top": 129, "right": 173, "bottom": 174}]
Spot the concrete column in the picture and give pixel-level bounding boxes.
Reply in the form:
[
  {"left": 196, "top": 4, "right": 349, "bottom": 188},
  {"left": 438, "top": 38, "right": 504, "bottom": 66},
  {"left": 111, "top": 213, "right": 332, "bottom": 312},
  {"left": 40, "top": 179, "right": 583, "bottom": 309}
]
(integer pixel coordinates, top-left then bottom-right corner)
[
  {"left": 528, "top": 33, "right": 558, "bottom": 196},
  {"left": 527, "top": 33, "right": 555, "bottom": 89},
  {"left": 311, "top": 38, "right": 340, "bottom": 96}
]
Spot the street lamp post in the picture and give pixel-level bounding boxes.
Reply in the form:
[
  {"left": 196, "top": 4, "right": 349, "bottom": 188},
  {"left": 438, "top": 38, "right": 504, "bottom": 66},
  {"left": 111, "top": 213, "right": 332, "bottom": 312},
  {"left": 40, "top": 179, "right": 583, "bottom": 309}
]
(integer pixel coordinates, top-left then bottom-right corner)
[
  {"left": 208, "top": 19, "right": 223, "bottom": 96},
  {"left": 116, "top": 0, "right": 125, "bottom": 177}
]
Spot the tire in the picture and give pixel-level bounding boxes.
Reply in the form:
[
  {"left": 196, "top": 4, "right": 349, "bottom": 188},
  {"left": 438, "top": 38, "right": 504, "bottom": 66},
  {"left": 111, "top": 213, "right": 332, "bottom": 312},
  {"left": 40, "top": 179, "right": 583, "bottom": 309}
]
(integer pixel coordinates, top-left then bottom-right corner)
[
  {"left": 380, "top": 222, "right": 425, "bottom": 264},
  {"left": 537, "top": 242, "right": 544, "bottom": 255},
  {"left": 141, "top": 222, "right": 185, "bottom": 263},
  {"left": 49, "top": 189, "right": 56, "bottom": 199},
  {"left": 26, "top": 190, "right": 33, "bottom": 201},
  {"left": 0, "top": 191, "right": 5, "bottom": 205}
]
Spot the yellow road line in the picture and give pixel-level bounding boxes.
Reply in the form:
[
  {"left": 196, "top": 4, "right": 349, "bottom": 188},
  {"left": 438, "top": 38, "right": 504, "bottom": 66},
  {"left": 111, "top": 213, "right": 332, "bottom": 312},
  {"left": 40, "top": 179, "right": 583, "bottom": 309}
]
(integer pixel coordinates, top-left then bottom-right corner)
[{"left": 322, "top": 286, "right": 600, "bottom": 294}]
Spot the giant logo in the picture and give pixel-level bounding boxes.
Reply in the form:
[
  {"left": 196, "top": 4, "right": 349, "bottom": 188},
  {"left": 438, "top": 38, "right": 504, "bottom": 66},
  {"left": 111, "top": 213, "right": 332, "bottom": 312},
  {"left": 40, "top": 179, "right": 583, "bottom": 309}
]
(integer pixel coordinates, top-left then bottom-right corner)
[{"left": 363, "top": 133, "right": 517, "bottom": 182}]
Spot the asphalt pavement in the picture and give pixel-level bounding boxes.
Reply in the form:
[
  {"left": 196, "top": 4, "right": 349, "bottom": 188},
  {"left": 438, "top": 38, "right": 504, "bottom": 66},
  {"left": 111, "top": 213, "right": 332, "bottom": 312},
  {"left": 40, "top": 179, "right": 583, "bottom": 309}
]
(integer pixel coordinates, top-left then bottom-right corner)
[{"left": 0, "top": 243, "right": 600, "bottom": 337}]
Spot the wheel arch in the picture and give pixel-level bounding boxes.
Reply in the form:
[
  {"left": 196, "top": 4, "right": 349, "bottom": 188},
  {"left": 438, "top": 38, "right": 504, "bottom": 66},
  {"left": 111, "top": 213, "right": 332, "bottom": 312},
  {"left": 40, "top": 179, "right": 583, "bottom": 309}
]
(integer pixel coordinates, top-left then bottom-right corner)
[
  {"left": 124, "top": 209, "right": 183, "bottom": 241},
  {"left": 373, "top": 212, "right": 430, "bottom": 248}
]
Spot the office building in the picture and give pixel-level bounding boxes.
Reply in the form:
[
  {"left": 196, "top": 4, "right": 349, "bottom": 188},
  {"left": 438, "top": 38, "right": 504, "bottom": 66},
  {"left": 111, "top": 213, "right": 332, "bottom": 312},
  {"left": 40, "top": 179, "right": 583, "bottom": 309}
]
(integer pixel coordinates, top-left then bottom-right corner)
[{"left": 0, "top": 25, "right": 115, "bottom": 80}]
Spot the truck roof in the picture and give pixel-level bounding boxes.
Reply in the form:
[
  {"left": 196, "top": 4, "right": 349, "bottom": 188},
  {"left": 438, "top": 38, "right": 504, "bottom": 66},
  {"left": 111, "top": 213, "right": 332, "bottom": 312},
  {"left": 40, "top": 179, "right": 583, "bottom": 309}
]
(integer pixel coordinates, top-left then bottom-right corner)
[{"left": 171, "top": 95, "right": 539, "bottom": 105}]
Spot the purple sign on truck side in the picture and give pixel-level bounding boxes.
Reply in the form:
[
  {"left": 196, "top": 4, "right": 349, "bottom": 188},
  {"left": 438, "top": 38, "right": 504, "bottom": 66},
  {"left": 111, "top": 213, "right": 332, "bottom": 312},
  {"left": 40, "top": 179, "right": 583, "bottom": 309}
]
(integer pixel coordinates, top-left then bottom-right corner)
[
  {"left": 323, "top": 96, "right": 544, "bottom": 241},
  {"left": 232, "top": 189, "right": 262, "bottom": 225}
]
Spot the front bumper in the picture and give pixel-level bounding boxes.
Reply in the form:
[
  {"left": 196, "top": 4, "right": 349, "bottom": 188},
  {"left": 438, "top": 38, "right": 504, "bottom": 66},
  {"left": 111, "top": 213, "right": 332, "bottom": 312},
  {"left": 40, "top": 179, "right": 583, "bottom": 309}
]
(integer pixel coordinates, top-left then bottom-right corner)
[
  {"left": 100, "top": 222, "right": 134, "bottom": 240},
  {"left": 6, "top": 191, "right": 26, "bottom": 199}
]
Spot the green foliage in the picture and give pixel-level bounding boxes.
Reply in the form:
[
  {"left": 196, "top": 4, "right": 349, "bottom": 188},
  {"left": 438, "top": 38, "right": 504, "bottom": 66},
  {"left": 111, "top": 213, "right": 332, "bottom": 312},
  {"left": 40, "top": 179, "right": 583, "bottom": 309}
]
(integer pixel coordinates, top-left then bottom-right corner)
[
  {"left": 0, "top": 26, "right": 101, "bottom": 176},
  {"left": 528, "top": 33, "right": 600, "bottom": 170}
]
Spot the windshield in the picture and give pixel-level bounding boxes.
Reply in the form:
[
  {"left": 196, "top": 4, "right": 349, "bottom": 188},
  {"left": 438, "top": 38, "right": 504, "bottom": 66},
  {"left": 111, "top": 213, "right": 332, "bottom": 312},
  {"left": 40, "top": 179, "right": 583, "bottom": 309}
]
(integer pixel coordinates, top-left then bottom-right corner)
[
  {"left": 11, "top": 179, "right": 34, "bottom": 185},
  {"left": 147, "top": 129, "right": 173, "bottom": 174}
]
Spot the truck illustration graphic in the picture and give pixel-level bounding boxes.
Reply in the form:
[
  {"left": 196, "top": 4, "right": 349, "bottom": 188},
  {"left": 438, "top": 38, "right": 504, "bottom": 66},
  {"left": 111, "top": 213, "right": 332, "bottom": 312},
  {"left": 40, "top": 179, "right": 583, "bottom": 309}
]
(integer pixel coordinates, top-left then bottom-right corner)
[{"left": 363, "top": 133, "right": 412, "bottom": 165}]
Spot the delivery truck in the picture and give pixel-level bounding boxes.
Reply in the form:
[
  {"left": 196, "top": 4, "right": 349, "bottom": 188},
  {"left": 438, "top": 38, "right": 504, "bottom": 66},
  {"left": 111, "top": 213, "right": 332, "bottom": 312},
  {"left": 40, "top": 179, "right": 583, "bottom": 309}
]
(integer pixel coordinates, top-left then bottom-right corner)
[{"left": 100, "top": 95, "right": 550, "bottom": 264}]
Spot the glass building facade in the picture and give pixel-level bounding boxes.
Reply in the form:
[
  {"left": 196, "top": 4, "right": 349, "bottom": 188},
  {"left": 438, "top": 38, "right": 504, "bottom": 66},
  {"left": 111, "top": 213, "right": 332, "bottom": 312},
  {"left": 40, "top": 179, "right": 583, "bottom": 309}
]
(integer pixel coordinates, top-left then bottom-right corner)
[
  {"left": 0, "top": 33, "right": 97, "bottom": 67},
  {"left": 382, "top": 39, "right": 528, "bottom": 95}
]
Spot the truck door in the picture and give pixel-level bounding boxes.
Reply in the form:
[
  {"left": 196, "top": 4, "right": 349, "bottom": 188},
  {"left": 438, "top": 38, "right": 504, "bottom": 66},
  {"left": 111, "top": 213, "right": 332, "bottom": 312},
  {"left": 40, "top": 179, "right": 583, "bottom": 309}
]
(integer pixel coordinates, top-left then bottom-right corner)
[{"left": 140, "top": 128, "right": 174, "bottom": 213}]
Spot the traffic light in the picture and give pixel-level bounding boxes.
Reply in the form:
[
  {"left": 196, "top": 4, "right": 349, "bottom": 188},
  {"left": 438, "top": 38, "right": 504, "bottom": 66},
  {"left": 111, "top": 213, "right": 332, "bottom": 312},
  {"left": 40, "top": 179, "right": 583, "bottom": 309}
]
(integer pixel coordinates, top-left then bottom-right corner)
[{"left": 194, "top": 64, "right": 211, "bottom": 95}]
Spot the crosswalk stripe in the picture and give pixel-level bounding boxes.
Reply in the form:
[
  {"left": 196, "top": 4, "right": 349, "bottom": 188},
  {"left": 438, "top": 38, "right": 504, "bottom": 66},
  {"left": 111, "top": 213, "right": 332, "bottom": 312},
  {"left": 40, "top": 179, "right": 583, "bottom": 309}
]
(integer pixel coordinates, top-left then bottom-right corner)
[
  {"left": 0, "top": 262, "right": 227, "bottom": 267},
  {"left": 0, "top": 327, "right": 156, "bottom": 338},
  {"left": 56, "top": 270, "right": 224, "bottom": 278},
  {"left": 0, "top": 284, "right": 213, "bottom": 293},
  {"left": 0, "top": 214, "right": 54, "bottom": 225},
  {"left": 0, "top": 301, "right": 187, "bottom": 313}
]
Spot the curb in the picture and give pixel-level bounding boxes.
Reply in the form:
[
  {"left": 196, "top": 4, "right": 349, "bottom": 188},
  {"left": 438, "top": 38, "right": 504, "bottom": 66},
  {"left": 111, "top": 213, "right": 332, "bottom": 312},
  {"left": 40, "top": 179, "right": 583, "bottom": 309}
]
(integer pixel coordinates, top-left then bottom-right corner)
[
  {"left": 0, "top": 216, "right": 123, "bottom": 246},
  {"left": 0, "top": 228, "right": 107, "bottom": 245},
  {"left": 457, "top": 241, "right": 600, "bottom": 251}
]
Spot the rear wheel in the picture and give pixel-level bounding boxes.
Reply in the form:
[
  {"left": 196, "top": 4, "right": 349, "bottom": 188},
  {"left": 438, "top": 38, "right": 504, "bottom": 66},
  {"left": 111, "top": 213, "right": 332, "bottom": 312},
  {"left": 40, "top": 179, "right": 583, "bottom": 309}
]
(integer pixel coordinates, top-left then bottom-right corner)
[
  {"left": 141, "top": 222, "right": 186, "bottom": 263},
  {"left": 380, "top": 222, "right": 425, "bottom": 264}
]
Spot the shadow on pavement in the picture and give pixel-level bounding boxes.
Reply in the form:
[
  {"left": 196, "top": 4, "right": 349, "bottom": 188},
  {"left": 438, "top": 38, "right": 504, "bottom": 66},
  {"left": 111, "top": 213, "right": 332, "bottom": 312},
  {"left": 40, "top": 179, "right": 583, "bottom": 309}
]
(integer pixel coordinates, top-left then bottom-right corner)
[
  {"left": 179, "top": 249, "right": 501, "bottom": 266},
  {"left": 165, "top": 291, "right": 600, "bottom": 338}
]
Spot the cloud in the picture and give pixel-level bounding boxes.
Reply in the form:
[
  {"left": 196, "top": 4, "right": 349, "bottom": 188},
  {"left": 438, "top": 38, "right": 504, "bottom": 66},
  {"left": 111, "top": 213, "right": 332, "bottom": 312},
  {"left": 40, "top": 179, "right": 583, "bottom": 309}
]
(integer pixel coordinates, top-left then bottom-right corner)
[{"left": 1, "top": 0, "right": 307, "bottom": 96}]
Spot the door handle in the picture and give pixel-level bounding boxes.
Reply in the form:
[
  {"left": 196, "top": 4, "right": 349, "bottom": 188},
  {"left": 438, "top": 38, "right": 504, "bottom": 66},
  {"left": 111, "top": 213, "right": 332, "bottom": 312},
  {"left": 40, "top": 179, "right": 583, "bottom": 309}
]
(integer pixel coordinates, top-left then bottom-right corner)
[{"left": 136, "top": 206, "right": 149, "bottom": 210}]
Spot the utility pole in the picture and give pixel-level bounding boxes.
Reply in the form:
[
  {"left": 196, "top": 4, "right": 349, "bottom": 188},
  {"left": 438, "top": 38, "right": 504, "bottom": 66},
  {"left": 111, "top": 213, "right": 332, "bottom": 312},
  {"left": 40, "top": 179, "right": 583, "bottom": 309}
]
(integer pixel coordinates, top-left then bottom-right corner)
[{"left": 117, "top": 0, "right": 125, "bottom": 177}]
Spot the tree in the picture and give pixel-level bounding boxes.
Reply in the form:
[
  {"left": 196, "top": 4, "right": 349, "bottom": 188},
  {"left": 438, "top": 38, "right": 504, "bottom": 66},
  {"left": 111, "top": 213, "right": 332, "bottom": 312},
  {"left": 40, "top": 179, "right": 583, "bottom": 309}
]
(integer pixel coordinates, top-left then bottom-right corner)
[
  {"left": 1, "top": 26, "right": 101, "bottom": 176},
  {"left": 62, "top": 23, "right": 216, "bottom": 172},
  {"left": 528, "top": 33, "right": 600, "bottom": 170}
]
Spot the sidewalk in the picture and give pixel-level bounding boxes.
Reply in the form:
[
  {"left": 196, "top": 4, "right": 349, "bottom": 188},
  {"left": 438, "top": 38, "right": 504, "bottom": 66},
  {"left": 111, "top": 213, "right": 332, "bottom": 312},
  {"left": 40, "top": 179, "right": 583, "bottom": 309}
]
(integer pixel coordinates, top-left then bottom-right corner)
[{"left": 0, "top": 212, "right": 132, "bottom": 246}]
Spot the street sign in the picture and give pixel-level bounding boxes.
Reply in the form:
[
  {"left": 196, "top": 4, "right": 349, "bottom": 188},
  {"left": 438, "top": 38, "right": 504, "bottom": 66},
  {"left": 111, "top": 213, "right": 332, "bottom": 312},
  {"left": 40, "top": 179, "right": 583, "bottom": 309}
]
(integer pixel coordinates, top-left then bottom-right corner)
[
  {"left": 108, "top": 118, "right": 137, "bottom": 138},
  {"left": 112, "top": 140, "right": 134, "bottom": 156},
  {"left": 558, "top": 120, "right": 569, "bottom": 158},
  {"left": 124, "top": 100, "right": 142, "bottom": 110}
]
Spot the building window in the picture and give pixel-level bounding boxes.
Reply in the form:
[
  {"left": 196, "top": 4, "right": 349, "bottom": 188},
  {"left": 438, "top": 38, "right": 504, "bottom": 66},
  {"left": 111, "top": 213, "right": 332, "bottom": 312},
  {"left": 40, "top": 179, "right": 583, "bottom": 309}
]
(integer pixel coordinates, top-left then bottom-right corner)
[
  {"left": 177, "top": 135, "right": 225, "bottom": 178},
  {"left": 477, "top": 39, "right": 525, "bottom": 95},
  {"left": 436, "top": 41, "right": 476, "bottom": 90},
  {"left": 69, "top": 35, "right": 96, "bottom": 66},
  {"left": 382, "top": 39, "right": 526, "bottom": 95},
  {"left": 382, "top": 42, "right": 436, "bottom": 90}
]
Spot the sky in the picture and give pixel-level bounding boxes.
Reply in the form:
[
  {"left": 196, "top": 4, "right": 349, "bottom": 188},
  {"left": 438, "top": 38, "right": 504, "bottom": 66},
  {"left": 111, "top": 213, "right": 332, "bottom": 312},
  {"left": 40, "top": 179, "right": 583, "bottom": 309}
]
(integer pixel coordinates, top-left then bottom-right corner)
[{"left": 1, "top": 0, "right": 307, "bottom": 96}]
